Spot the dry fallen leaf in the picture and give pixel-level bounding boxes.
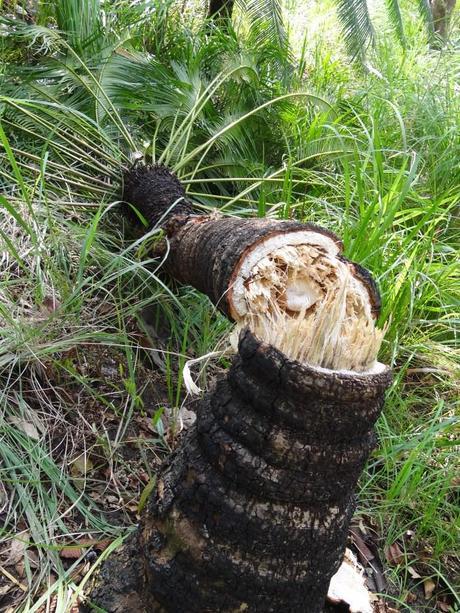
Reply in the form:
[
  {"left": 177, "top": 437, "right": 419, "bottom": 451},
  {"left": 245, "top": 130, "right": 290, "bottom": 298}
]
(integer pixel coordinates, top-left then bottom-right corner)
[
  {"left": 15, "top": 549, "right": 39, "bottom": 579},
  {"left": 6, "top": 418, "right": 40, "bottom": 440},
  {"left": 179, "top": 406, "right": 197, "bottom": 428},
  {"left": 4, "top": 532, "right": 30, "bottom": 566},
  {"left": 424, "top": 578, "right": 436, "bottom": 599},
  {"left": 350, "top": 527, "right": 374, "bottom": 565},
  {"left": 60, "top": 547, "right": 84, "bottom": 560},
  {"left": 384, "top": 542, "right": 404, "bottom": 566},
  {"left": 407, "top": 565, "right": 422, "bottom": 579},
  {"left": 74, "top": 538, "right": 112, "bottom": 551}
]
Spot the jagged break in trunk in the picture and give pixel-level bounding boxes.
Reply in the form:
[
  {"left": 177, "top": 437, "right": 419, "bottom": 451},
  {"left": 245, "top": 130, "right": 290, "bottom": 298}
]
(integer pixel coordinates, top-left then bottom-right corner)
[{"left": 87, "top": 166, "right": 391, "bottom": 612}]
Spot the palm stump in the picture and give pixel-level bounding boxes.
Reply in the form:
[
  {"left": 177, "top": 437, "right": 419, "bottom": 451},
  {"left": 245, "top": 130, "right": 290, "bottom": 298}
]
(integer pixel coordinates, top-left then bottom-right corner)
[{"left": 88, "top": 166, "right": 392, "bottom": 612}]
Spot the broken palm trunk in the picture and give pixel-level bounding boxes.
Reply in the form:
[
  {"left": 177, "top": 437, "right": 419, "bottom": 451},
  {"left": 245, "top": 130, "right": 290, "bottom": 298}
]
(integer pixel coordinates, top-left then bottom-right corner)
[
  {"left": 123, "top": 165, "right": 383, "bottom": 373},
  {"left": 88, "top": 166, "right": 392, "bottom": 612}
]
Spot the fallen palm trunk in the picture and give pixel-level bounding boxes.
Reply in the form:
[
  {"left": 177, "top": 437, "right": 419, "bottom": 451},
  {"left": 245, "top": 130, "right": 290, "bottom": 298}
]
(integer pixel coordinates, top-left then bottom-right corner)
[
  {"left": 87, "top": 166, "right": 391, "bottom": 612},
  {"left": 123, "top": 165, "right": 383, "bottom": 372}
]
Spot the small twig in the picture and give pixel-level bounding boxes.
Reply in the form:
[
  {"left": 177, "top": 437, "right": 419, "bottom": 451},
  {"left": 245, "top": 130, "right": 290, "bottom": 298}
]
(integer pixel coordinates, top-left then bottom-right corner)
[
  {"left": 0, "top": 481, "right": 8, "bottom": 515},
  {"left": 406, "top": 367, "right": 451, "bottom": 375},
  {"left": 0, "top": 565, "right": 28, "bottom": 592}
]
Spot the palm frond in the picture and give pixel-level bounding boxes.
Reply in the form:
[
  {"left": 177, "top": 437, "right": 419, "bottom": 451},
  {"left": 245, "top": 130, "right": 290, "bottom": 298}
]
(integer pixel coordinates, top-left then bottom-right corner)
[
  {"left": 97, "top": 51, "right": 193, "bottom": 121},
  {"left": 0, "top": 16, "right": 63, "bottom": 55},
  {"left": 238, "top": 0, "right": 290, "bottom": 57},
  {"left": 53, "top": 0, "right": 103, "bottom": 55},
  {"left": 334, "top": 0, "right": 375, "bottom": 61},
  {"left": 385, "top": 0, "right": 406, "bottom": 46},
  {"left": 416, "top": 0, "right": 435, "bottom": 35}
]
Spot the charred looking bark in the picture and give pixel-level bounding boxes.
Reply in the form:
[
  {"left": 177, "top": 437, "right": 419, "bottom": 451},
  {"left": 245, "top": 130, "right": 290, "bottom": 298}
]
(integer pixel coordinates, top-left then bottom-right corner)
[
  {"left": 87, "top": 165, "right": 391, "bottom": 611},
  {"left": 123, "top": 164, "right": 194, "bottom": 228},
  {"left": 89, "top": 330, "right": 391, "bottom": 612}
]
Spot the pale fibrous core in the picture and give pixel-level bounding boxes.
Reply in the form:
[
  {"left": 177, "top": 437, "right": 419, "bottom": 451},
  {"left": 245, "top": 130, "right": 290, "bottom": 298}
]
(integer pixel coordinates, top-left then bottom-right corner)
[{"left": 230, "top": 232, "right": 385, "bottom": 373}]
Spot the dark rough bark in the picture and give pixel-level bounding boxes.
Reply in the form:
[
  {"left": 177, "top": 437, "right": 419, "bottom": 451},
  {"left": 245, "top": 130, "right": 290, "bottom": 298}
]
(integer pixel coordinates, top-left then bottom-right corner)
[
  {"left": 430, "top": 0, "right": 456, "bottom": 39},
  {"left": 123, "top": 164, "right": 194, "bottom": 228},
  {"left": 88, "top": 330, "right": 391, "bottom": 613},
  {"left": 122, "top": 165, "right": 381, "bottom": 320}
]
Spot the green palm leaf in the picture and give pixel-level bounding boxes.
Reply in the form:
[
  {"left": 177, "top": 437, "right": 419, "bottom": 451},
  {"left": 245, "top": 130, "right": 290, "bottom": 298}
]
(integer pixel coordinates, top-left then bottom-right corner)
[
  {"left": 238, "top": 0, "right": 289, "bottom": 55},
  {"left": 335, "top": 0, "right": 375, "bottom": 61},
  {"left": 51, "top": 0, "right": 103, "bottom": 55},
  {"left": 416, "top": 0, "right": 435, "bottom": 34},
  {"left": 385, "top": 0, "right": 406, "bottom": 45}
]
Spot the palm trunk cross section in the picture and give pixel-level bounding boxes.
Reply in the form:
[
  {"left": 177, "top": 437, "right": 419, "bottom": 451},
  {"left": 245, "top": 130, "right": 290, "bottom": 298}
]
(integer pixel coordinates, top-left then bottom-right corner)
[{"left": 88, "top": 166, "right": 392, "bottom": 612}]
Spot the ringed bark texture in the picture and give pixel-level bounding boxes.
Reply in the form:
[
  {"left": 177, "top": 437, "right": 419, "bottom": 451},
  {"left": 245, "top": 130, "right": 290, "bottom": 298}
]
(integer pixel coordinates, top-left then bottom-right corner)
[
  {"left": 123, "top": 164, "right": 194, "bottom": 228},
  {"left": 89, "top": 330, "right": 391, "bottom": 613}
]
